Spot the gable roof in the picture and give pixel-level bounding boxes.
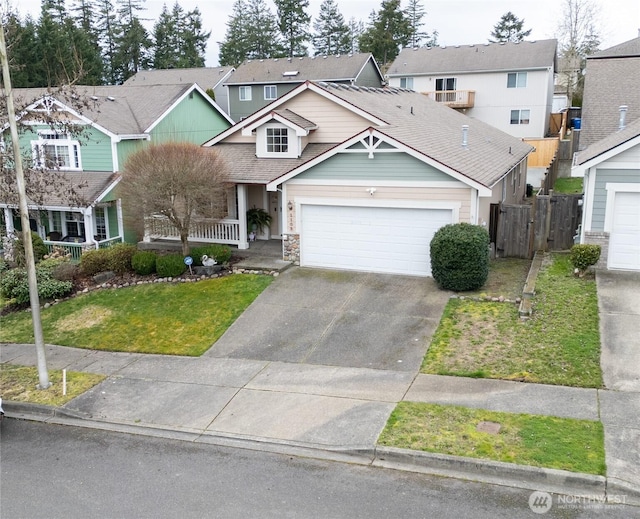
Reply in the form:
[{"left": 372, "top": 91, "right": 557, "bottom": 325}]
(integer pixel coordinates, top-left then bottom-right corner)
[
  {"left": 387, "top": 39, "right": 557, "bottom": 76},
  {"left": 225, "top": 53, "right": 383, "bottom": 85},
  {"left": 207, "top": 81, "right": 533, "bottom": 190},
  {"left": 574, "top": 117, "right": 640, "bottom": 170},
  {"left": 10, "top": 83, "right": 232, "bottom": 137},
  {"left": 580, "top": 37, "right": 640, "bottom": 150},
  {"left": 123, "top": 67, "right": 234, "bottom": 90}
]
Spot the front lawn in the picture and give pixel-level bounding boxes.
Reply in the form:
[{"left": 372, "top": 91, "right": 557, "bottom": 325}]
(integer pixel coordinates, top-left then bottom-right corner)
[
  {"left": 421, "top": 253, "right": 602, "bottom": 387},
  {"left": 378, "top": 402, "right": 605, "bottom": 475},
  {"left": 0, "top": 274, "right": 272, "bottom": 356},
  {"left": 553, "top": 177, "right": 583, "bottom": 194}
]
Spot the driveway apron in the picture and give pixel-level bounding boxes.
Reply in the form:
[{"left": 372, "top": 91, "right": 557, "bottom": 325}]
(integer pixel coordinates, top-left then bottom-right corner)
[{"left": 205, "top": 267, "right": 451, "bottom": 372}]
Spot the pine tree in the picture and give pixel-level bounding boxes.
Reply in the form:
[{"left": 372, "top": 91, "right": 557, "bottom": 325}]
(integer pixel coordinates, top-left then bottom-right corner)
[
  {"left": 177, "top": 6, "right": 210, "bottom": 67},
  {"left": 95, "top": 0, "right": 120, "bottom": 83},
  {"left": 4, "top": 13, "right": 42, "bottom": 87},
  {"left": 359, "top": 0, "right": 411, "bottom": 66},
  {"left": 489, "top": 11, "right": 532, "bottom": 43},
  {"left": 152, "top": 4, "right": 176, "bottom": 69},
  {"left": 70, "top": 0, "right": 105, "bottom": 84},
  {"left": 274, "top": 0, "right": 310, "bottom": 57},
  {"left": 405, "top": 0, "right": 437, "bottom": 48},
  {"left": 312, "top": 0, "right": 351, "bottom": 56},
  {"left": 347, "top": 17, "right": 364, "bottom": 54},
  {"left": 245, "top": 0, "right": 283, "bottom": 59}
]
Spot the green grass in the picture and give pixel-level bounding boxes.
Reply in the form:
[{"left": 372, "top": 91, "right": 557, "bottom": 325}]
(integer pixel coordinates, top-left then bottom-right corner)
[
  {"left": 0, "top": 365, "right": 105, "bottom": 406},
  {"left": 422, "top": 253, "right": 602, "bottom": 387},
  {"left": 0, "top": 275, "right": 273, "bottom": 356},
  {"left": 553, "top": 177, "right": 583, "bottom": 194},
  {"left": 378, "top": 402, "right": 605, "bottom": 475}
]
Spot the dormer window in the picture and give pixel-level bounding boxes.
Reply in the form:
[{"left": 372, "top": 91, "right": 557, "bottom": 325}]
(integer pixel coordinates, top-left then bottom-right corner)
[
  {"left": 266, "top": 127, "right": 288, "bottom": 153},
  {"left": 32, "top": 131, "right": 81, "bottom": 170}
]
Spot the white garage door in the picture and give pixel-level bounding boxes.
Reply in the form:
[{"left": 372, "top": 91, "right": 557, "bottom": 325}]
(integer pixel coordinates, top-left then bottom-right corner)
[
  {"left": 609, "top": 191, "right": 640, "bottom": 270},
  {"left": 300, "top": 204, "right": 453, "bottom": 276}
]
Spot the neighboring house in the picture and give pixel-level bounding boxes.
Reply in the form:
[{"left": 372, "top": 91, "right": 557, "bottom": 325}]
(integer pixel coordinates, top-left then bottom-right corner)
[
  {"left": 579, "top": 36, "right": 640, "bottom": 151},
  {"left": 572, "top": 118, "right": 640, "bottom": 271},
  {"left": 153, "top": 81, "right": 532, "bottom": 277},
  {"left": 1, "top": 84, "right": 233, "bottom": 260},
  {"left": 386, "top": 40, "right": 557, "bottom": 139},
  {"left": 224, "top": 53, "right": 384, "bottom": 121},
  {"left": 123, "top": 67, "right": 235, "bottom": 119}
]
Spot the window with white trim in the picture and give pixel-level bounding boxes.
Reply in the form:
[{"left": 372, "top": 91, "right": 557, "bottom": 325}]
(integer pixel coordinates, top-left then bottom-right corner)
[
  {"left": 264, "top": 85, "right": 277, "bottom": 100},
  {"left": 266, "top": 127, "right": 288, "bottom": 153},
  {"left": 400, "top": 77, "right": 414, "bottom": 89},
  {"left": 65, "top": 211, "right": 85, "bottom": 239},
  {"left": 510, "top": 109, "right": 530, "bottom": 125},
  {"left": 95, "top": 206, "right": 107, "bottom": 240},
  {"left": 507, "top": 72, "right": 527, "bottom": 88},
  {"left": 32, "top": 131, "right": 81, "bottom": 170},
  {"left": 239, "top": 86, "right": 252, "bottom": 101}
]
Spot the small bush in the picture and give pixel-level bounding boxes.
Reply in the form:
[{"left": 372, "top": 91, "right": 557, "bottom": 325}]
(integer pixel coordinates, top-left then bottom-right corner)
[
  {"left": 131, "top": 251, "right": 157, "bottom": 275},
  {"left": 52, "top": 261, "right": 78, "bottom": 282},
  {"left": 80, "top": 248, "right": 111, "bottom": 276},
  {"left": 156, "top": 254, "right": 186, "bottom": 278},
  {"left": 570, "top": 244, "right": 601, "bottom": 275},
  {"left": 430, "top": 223, "right": 490, "bottom": 291},
  {"left": 190, "top": 244, "right": 232, "bottom": 266},
  {"left": 14, "top": 232, "right": 48, "bottom": 266},
  {"left": 106, "top": 243, "right": 137, "bottom": 274},
  {"left": 0, "top": 258, "right": 73, "bottom": 304}
]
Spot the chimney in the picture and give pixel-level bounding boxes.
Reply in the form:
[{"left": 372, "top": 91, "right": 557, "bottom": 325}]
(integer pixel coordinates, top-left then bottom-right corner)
[
  {"left": 462, "top": 125, "right": 469, "bottom": 147},
  {"left": 619, "top": 105, "right": 628, "bottom": 130}
]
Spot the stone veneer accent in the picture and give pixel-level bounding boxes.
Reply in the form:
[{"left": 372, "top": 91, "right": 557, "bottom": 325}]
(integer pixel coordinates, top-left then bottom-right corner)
[
  {"left": 584, "top": 231, "right": 609, "bottom": 269},
  {"left": 283, "top": 234, "right": 300, "bottom": 264}
]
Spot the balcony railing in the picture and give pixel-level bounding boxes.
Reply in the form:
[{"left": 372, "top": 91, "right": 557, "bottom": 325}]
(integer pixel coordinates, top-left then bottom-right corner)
[
  {"left": 145, "top": 216, "right": 241, "bottom": 246},
  {"left": 422, "top": 90, "right": 475, "bottom": 108}
]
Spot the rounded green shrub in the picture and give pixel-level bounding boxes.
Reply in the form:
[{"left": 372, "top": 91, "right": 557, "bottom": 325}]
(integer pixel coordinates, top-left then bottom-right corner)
[
  {"left": 131, "top": 251, "right": 157, "bottom": 275},
  {"left": 80, "top": 248, "right": 110, "bottom": 276},
  {"left": 14, "top": 232, "right": 48, "bottom": 266},
  {"left": 430, "top": 223, "right": 490, "bottom": 291},
  {"left": 569, "top": 244, "right": 601, "bottom": 274},
  {"left": 106, "top": 243, "right": 137, "bottom": 274},
  {"left": 0, "top": 258, "right": 73, "bottom": 304},
  {"left": 156, "top": 254, "right": 186, "bottom": 278},
  {"left": 190, "top": 244, "right": 232, "bottom": 266}
]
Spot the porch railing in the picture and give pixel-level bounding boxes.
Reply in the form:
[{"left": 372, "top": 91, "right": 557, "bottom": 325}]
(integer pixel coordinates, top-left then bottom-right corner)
[
  {"left": 45, "top": 236, "right": 123, "bottom": 261},
  {"left": 421, "top": 90, "right": 475, "bottom": 108},
  {"left": 145, "top": 216, "right": 241, "bottom": 245}
]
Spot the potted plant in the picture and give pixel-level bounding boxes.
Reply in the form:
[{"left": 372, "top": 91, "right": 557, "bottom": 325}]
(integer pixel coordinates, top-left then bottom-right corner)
[{"left": 246, "top": 206, "right": 272, "bottom": 235}]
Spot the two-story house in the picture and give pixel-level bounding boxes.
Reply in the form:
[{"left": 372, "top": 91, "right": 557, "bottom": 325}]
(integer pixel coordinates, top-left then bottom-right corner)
[
  {"left": 1, "top": 84, "right": 233, "bottom": 260},
  {"left": 156, "top": 81, "right": 532, "bottom": 277},
  {"left": 223, "top": 53, "right": 384, "bottom": 122},
  {"left": 386, "top": 40, "right": 557, "bottom": 139}
]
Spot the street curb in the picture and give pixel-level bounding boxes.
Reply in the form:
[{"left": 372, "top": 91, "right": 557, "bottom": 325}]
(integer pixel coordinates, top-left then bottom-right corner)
[
  {"left": 606, "top": 477, "right": 640, "bottom": 506},
  {"left": 373, "top": 446, "right": 607, "bottom": 498}
]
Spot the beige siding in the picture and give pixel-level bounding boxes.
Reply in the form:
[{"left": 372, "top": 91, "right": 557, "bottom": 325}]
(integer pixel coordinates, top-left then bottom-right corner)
[{"left": 285, "top": 184, "right": 472, "bottom": 233}]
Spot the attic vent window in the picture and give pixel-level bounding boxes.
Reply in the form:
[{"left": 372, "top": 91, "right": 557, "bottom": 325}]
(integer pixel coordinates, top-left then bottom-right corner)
[{"left": 282, "top": 71, "right": 299, "bottom": 77}]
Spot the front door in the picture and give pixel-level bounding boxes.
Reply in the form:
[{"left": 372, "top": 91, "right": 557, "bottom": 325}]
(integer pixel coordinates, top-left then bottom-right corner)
[{"left": 269, "top": 192, "right": 281, "bottom": 238}]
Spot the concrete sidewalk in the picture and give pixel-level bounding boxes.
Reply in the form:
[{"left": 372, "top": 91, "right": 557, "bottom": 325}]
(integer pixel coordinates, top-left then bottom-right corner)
[{"left": 2, "top": 341, "right": 637, "bottom": 503}]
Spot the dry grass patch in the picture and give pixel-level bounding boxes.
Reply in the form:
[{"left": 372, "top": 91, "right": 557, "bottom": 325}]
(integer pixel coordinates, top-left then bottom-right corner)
[{"left": 56, "top": 305, "right": 115, "bottom": 331}]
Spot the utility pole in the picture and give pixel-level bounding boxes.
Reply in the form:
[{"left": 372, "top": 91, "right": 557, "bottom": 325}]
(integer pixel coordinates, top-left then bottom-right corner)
[{"left": 0, "top": 24, "right": 51, "bottom": 388}]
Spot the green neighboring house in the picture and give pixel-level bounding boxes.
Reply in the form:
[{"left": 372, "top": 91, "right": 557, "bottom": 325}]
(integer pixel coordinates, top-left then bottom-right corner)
[{"left": 1, "top": 83, "right": 233, "bottom": 260}]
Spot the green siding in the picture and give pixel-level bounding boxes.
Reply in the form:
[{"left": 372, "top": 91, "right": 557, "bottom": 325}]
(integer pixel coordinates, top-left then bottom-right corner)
[
  {"left": 117, "top": 139, "right": 146, "bottom": 171},
  {"left": 354, "top": 61, "right": 384, "bottom": 87},
  {"left": 297, "top": 151, "right": 455, "bottom": 182},
  {"left": 107, "top": 205, "right": 119, "bottom": 239},
  {"left": 592, "top": 169, "right": 639, "bottom": 230},
  {"left": 150, "top": 90, "right": 231, "bottom": 145},
  {"left": 229, "top": 84, "right": 297, "bottom": 122}
]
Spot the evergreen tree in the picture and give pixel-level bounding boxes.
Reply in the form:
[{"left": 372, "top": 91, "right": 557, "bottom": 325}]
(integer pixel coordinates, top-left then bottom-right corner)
[
  {"left": 152, "top": 3, "right": 177, "bottom": 69},
  {"left": 4, "top": 13, "right": 42, "bottom": 87},
  {"left": 359, "top": 0, "right": 411, "bottom": 66},
  {"left": 347, "top": 17, "right": 364, "bottom": 54},
  {"left": 113, "top": 0, "right": 151, "bottom": 82},
  {"left": 312, "top": 0, "right": 351, "bottom": 56},
  {"left": 218, "top": 0, "right": 249, "bottom": 67},
  {"left": 177, "top": 6, "right": 210, "bottom": 67},
  {"left": 70, "top": 0, "right": 105, "bottom": 84},
  {"left": 489, "top": 11, "right": 532, "bottom": 43},
  {"left": 245, "top": 0, "right": 283, "bottom": 59},
  {"left": 274, "top": 0, "right": 310, "bottom": 57},
  {"left": 405, "top": 0, "right": 437, "bottom": 48},
  {"left": 95, "top": 0, "right": 120, "bottom": 83}
]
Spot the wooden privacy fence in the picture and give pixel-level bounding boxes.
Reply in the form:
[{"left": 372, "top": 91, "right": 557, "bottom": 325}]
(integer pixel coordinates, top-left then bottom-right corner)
[
  {"left": 492, "top": 194, "right": 582, "bottom": 258},
  {"left": 523, "top": 137, "right": 559, "bottom": 168}
]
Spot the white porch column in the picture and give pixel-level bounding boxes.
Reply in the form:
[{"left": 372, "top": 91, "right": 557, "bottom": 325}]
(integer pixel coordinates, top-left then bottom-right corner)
[
  {"left": 116, "top": 199, "right": 124, "bottom": 241},
  {"left": 83, "top": 206, "right": 95, "bottom": 246},
  {"left": 3, "top": 207, "right": 15, "bottom": 234},
  {"left": 237, "top": 184, "right": 249, "bottom": 250}
]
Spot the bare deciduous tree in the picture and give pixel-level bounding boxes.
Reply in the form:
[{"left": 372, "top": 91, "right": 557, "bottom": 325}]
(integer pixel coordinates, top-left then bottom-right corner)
[{"left": 120, "top": 142, "right": 230, "bottom": 256}]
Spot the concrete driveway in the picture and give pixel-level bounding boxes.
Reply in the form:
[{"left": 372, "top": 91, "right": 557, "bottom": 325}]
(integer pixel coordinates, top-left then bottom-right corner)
[
  {"left": 206, "top": 267, "right": 451, "bottom": 372},
  {"left": 597, "top": 269, "right": 640, "bottom": 392}
]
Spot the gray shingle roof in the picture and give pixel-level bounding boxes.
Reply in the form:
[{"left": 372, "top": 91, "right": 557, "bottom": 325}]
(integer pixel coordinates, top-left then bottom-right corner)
[
  {"left": 575, "top": 116, "right": 640, "bottom": 166},
  {"left": 123, "top": 67, "right": 234, "bottom": 89},
  {"left": 225, "top": 53, "right": 381, "bottom": 85},
  {"left": 387, "top": 39, "right": 557, "bottom": 76},
  {"left": 272, "top": 109, "right": 317, "bottom": 130},
  {"left": 214, "top": 82, "right": 532, "bottom": 188},
  {"left": 11, "top": 84, "right": 198, "bottom": 136},
  {"left": 580, "top": 37, "right": 640, "bottom": 150}
]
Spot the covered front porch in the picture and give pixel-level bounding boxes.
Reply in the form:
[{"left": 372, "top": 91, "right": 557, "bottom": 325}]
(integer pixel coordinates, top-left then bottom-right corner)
[{"left": 142, "top": 183, "right": 284, "bottom": 252}]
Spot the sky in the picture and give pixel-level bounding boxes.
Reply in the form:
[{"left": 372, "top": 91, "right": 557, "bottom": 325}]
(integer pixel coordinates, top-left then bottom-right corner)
[{"left": 13, "top": 0, "right": 640, "bottom": 66}]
